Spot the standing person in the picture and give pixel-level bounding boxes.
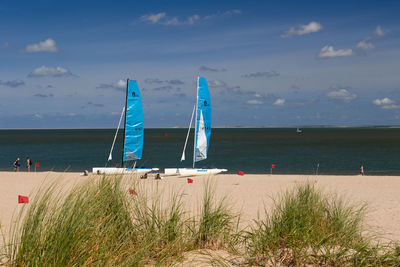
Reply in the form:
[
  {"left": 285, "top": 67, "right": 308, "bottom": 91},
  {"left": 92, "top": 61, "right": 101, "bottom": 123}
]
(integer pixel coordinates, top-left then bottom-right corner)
[
  {"left": 360, "top": 164, "right": 365, "bottom": 176},
  {"left": 26, "top": 157, "right": 32, "bottom": 172},
  {"left": 13, "top": 158, "right": 20, "bottom": 172}
]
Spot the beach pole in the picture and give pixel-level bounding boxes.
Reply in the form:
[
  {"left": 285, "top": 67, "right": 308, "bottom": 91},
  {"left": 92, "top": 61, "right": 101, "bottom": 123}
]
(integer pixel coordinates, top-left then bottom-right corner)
[
  {"left": 270, "top": 164, "right": 275, "bottom": 175},
  {"left": 34, "top": 162, "right": 40, "bottom": 172}
]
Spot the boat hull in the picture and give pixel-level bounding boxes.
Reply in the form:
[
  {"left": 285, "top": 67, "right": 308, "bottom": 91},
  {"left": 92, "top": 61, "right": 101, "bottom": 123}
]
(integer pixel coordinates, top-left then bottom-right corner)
[
  {"left": 92, "top": 167, "right": 159, "bottom": 174},
  {"left": 164, "top": 168, "right": 227, "bottom": 176}
]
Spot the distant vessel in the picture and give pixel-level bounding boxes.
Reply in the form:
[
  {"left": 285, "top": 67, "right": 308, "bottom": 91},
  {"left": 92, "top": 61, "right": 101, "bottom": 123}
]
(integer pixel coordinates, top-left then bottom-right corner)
[
  {"left": 296, "top": 127, "right": 303, "bottom": 133},
  {"left": 165, "top": 77, "right": 227, "bottom": 176},
  {"left": 93, "top": 79, "right": 158, "bottom": 174}
]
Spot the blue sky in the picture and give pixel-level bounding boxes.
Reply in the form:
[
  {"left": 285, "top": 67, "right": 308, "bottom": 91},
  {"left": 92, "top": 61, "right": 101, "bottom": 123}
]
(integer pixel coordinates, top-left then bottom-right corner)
[{"left": 1, "top": 0, "right": 400, "bottom": 128}]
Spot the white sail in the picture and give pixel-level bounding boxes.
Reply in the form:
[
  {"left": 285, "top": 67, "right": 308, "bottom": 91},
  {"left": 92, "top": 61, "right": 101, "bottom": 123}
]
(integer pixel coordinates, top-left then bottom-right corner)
[{"left": 195, "top": 110, "right": 208, "bottom": 161}]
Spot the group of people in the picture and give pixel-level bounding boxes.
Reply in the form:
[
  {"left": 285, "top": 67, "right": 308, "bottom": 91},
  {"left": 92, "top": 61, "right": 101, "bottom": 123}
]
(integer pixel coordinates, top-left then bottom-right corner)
[{"left": 13, "top": 157, "right": 33, "bottom": 172}]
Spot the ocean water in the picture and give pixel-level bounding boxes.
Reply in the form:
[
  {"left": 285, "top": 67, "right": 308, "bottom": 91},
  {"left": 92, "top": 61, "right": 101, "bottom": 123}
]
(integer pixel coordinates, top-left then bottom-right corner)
[{"left": 1, "top": 128, "right": 399, "bottom": 175}]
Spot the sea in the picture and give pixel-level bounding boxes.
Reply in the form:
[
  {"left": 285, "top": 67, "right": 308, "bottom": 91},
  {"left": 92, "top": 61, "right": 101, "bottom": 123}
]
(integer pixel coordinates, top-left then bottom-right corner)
[{"left": 1, "top": 128, "right": 399, "bottom": 175}]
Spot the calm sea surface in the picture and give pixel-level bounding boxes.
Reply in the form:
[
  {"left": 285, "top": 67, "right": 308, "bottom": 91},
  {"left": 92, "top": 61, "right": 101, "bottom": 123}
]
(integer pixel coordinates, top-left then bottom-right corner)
[{"left": 1, "top": 128, "right": 399, "bottom": 175}]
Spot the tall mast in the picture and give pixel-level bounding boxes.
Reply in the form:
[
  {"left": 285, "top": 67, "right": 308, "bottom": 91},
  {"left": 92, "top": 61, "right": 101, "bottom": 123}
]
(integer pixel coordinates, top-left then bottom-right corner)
[
  {"left": 193, "top": 76, "right": 199, "bottom": 168},
  {"left": 121, "top": 78, "right": 129, "bottom": 166}
]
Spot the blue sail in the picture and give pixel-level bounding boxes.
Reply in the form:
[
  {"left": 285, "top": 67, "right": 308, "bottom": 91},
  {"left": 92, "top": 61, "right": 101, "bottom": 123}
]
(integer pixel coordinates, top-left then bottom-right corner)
[
  {"left": 123, "top": 80, "right": 144, "bottom": 162},
  {"left": 194, "top": 77, "right": 211, "bottom": 164}
]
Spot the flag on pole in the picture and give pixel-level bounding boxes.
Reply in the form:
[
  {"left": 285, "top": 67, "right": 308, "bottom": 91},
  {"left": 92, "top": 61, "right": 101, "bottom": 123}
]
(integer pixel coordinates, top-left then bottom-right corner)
[
  {"left": 271, "top": 164, "right": 276, "bottom": 169},
  {"left": 18, "top": 195, "right": 29, "bottom": 204},
  {"left": 187, "top": 178, "right": 193, "bottom": 184},
  {"left": 237, "top": 171, "right": 244, "bottom": 176},
  {"left": 35, "top": 162, "right": 40, "bottom": 167},
  {"left": 129, "top": 188, "right": 137, "bottom": 195}
]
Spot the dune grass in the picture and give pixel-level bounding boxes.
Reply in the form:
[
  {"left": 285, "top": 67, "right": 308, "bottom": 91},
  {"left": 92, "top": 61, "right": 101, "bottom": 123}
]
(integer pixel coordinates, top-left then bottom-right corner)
[
  {"left": 2, "top": 176, "right": 399, "bottom": 266},
  {"left": 2, "top": 175, "right": 238, "bottom": 266},
  {"left": 244, "top": 183, "right": 400, "bottom": 266}
]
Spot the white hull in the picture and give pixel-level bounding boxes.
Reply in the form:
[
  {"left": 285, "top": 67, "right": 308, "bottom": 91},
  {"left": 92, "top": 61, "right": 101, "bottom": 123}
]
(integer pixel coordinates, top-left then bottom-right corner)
[
  {"left": 164, "top": 168, "right": 181, "bottom": 176},
  {"left": 93, "top": 167, "right": 159, "bottom": 175},
  {"left": 164, "top": 168, "right": 227, "bottom": 176}
]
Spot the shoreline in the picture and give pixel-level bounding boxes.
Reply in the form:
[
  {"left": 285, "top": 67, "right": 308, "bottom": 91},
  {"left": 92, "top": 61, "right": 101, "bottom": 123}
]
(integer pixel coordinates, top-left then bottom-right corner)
[{"left": 0, "top": 172, "right": 400, "bottom": 179}]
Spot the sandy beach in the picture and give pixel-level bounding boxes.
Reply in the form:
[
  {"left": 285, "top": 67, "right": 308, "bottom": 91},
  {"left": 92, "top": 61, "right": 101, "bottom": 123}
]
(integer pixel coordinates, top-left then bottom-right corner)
[{"left": 1, "top": 171, "right": 400, "bottom": 244}]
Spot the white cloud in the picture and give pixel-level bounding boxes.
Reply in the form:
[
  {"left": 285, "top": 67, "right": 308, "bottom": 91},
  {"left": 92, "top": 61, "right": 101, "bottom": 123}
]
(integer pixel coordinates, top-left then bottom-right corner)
[
  {"left": 375, "top": 26, "right": 386, "bottom": 37},
  {"left": 318, "top": 46, "right": 354, "bottom": 58},
  {"left": 166, "top": 14, "right": 200, "bottom": 25},
  {"left": 327, "top": 89, "right": 357, "bottom": 101},
  {"left": 273, "top": 98, "right": 285, "bottom": 106},
  {"left": 25, "top": 38, "right": 58, "bottom": 53},
  {"left": 97, "top": 79, "right": 126, "bottom": 91},
  {"left": 140, "top": 12, "right": 166, "bottom": 24},
  {"left": 241, "top": 71, "right": 280, "bottom": 78},
  {"left": 208, "top": 80, "right": 227, "bottom": 88},
  {"left": 28, "top": 66, "right": 73, "bottom": 77},
  {"left": 373, "top": 97, "right": 400, "bottom": 109},
  {"left": 246, "top": 99, "right": 263, "bottom": 105},
  {"left": 0, "top": 79, "right": 25, "bottom": 87},
  {"left": 199, "top": 65, "right": 227, "bottom": 72},
  {"left": 139, "top": 10, "right": 240, "bottom": 26},
  {"left": 281, "top": 21, "right": 322, "bottom": 38},
  {"left": 187, "top": 14, "right": 200, "bottom": 25},
  {"left": 382, "top": 105, "right": 400, "bottom": 109},
  {"left": 223, "top": 9, "right": 241, "bottom": 15},
  {"left": 373, "top": 97, "right": 394, "bottom": 106},
  {"left": 140, "top": 12, "right": 201, "bottom": 25},
  {"left": 356, "top": 40, "right": 375, "bottom": 50},
  {"left": 116, "top": 79, "right": 125, "bottom": 88}
]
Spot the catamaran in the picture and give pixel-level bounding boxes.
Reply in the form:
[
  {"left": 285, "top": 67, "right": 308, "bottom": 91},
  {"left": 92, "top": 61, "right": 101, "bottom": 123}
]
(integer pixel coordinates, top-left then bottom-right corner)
[
  {"left": 93, "top": 79, "right": 158, "bottom": 174},
  {"left": 164, "top": 77, "right": 227, "bottom": 176}
]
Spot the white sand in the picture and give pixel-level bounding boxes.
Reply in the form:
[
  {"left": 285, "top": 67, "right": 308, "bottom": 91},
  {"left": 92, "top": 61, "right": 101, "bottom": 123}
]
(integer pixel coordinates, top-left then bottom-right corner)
[{"left": 1, "top": 172, "right": 399, "bottom": 243}]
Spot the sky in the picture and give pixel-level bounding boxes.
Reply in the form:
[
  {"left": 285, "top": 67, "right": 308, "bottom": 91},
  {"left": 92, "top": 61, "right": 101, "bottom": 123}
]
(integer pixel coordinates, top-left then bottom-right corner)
[{"left": 1, "top": 0, "right": 400, "bottom": 128}]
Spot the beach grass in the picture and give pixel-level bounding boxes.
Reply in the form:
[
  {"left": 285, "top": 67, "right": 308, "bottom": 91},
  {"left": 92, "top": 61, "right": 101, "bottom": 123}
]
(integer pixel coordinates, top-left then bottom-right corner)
[
  {"left": 244, "top": 183, "right": 400, "bottom": 266},
  {"left": 2, "top": 176, "right": 399, "bottom": 266},
  {"left": 2, "top": 174, "right": 239, "bottom": 266}
]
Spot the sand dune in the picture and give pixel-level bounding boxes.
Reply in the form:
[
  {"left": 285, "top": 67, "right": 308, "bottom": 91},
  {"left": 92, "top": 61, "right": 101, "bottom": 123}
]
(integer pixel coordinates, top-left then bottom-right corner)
[{"left": 1, "top": 171, "right": 399, "bottom": 243}]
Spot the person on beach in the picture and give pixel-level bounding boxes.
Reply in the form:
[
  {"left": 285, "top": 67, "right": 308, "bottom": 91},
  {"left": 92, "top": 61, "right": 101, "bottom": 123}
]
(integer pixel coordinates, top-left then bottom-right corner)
[
  {"left": 13, "top": 158, "right": 20, "bottom": 172},
  {"left": 360, "top": 164, "right": 365, "bottom": 176},
  {"left": 26, "top": 157, "right": 32, "bottom": 172}
]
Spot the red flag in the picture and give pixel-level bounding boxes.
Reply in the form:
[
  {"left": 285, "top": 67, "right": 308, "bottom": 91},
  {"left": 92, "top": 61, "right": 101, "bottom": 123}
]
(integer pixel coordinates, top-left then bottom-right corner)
[
  {"left": 129, "top": 188, "right": 137, "bottom": 195},
  {"left": 187, "top": 178, "right": 193, "bottom": 184},
  {"left": 237, "top": 171, "right": 244, "bottom": 176},
  {"left": 18, "top": 195, "right": 29, "bottom": 204},
  {"left": 271, "top": 164, "right": 276, "bottom": 169},
  {"left": 35, "top": 162, "right": 40, "bottom": 167},
  {"left": 165, "top": 133, "right": 168, "bottom": 137}
]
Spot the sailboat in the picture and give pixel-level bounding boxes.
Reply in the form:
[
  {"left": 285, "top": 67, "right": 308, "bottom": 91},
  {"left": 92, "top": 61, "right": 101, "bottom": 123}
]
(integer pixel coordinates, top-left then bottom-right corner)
[
  {"left": 165, "top": 77, "right": 227, "bottom": 176},
  {"left": 92, "top": 79, "right": 158, "bottom": 174}
]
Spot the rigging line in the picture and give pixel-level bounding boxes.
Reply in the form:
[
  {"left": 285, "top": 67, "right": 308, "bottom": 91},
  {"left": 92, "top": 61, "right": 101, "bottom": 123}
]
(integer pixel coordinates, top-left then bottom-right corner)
[
  {"left": 181, "top": 104, "right": 196, "bottom": 162},
  {"left": 108, "top": 106, "right": 125, "bottom": 161}
]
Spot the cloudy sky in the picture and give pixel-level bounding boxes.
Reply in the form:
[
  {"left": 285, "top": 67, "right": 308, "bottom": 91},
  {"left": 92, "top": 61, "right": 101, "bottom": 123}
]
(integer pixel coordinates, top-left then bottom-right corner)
[{"left": 1, "top": 0, "right": 400, "bottom": 128}]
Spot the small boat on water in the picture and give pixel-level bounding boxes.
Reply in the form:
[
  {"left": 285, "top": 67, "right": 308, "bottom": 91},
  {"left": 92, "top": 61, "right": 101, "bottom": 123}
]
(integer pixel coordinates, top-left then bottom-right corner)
[
  {"left": 164, "top": 77, "right": 227, "bottom": 176},
  {"left": 93, "top": 79, "right": 158, "bottom": 174},
  {"left": 296, "top": 127, "right": 303, "bottom": 133}
]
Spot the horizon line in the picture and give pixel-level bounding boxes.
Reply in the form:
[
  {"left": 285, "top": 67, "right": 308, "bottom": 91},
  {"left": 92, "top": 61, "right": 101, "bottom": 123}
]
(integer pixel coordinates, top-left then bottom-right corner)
[{"left": 1, "top": 125, "right": 400, "bottom": 130}]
